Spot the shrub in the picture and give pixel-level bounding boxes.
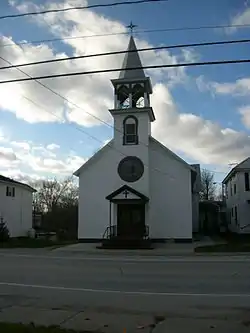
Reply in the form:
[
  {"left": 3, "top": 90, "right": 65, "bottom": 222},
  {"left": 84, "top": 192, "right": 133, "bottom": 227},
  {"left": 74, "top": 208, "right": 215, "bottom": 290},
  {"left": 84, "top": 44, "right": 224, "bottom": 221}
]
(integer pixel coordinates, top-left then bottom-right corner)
[{"left": 0, "top": 217, "right": 10, "bottom": 242}]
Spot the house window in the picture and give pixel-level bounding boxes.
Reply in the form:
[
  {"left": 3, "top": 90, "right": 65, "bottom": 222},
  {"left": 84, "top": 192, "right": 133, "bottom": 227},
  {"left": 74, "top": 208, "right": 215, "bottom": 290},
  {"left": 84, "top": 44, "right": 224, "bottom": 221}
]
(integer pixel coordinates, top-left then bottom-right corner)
[
  {"left": 230, "top": 185, "right": 233, "bottom": 196},
  {"left": 123, "top": 116, "right": 138, "bottom": 145},
  {"left": 6, "top": 186, "right": 15, "bottom": 197},
  {"left": 245, "top": 172, "right": 250, "bottom": 191},
  {"left": 231, "top": 207, "right": 234, "bottom": 217},
  {"left": 235, "top": 206, "right": 238, "bottom": 224},
  {"left": 234, "top": 183, "right": 236, "bottom": 194}
]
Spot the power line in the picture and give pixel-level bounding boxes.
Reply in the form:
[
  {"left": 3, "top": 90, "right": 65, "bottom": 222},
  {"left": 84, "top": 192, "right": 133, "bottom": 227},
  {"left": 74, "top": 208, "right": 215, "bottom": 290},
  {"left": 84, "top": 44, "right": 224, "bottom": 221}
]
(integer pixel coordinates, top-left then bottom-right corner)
[
  {"left": 0, "top": 54, "right": 173, "bottom": 169},
  {"left": 0, "top": 55, "right": 177, "bottom": 180},
  {"left": 0, "top": 0, "right": 168, "bottom": 20},
  {"left": 1, "top": 38, "right": 250, "bottom": 71},
  {"left": 1, "top": 23, "right": 250, "bottom": 49},
  {"left": 1, "top": 58, "right": 250, "bottom": 85},
  {"left": 0, "top": 59, "right": 238, "bottom": 180},
  {"left": 202, "top": 168, "right": 228, "bottom": 175}
]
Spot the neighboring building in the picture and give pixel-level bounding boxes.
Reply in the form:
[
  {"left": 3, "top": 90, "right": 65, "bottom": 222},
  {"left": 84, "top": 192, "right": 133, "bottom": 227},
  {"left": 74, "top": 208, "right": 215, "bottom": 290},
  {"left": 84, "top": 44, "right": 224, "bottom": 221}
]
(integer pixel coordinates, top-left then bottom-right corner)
[
  {"left": 0, "top": 175, "right": 36, "bottom": 237},
  {"left": 199, "top": 200, "right": 227, "bottom": 234},
  {"left": 222, "top": 157, "right": 250, "bottom": 233},
  {"left": 191, "top": 164, "right": 201, "bottom": 233},
  {"left": 74, "top": 36, "right": 200, "bottom": 243}
]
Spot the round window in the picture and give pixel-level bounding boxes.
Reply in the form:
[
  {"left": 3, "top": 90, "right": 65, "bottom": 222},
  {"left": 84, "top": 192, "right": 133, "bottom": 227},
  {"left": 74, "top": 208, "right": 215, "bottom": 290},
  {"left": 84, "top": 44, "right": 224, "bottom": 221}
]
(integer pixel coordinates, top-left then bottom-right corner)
[{"left": 118, "top": 156, "right": 144, "bottom": 182}]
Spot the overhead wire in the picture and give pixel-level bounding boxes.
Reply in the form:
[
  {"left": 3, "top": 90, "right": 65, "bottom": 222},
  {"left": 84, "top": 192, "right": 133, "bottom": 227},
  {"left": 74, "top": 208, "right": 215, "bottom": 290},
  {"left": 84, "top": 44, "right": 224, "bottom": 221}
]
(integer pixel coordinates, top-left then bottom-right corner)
[
  {"left": 1, "top": 58, "right": 250, "bottom": 85},
  {"left": 0, "top": 54, "right": 232, "bottom": 181},
  {"left": 0, "top": 1, "right": 237, "bottom": 181},
  {"left": 0, "top": 55, "right": 177, "bottom": 180},
  {"left": 1, "top": 23, "right": 250, "bottom": 49},
  {"left": 0, "top": 0, "right": 168, "bottom": 20},
  {"left": 1, "top": 38, "right": 250, "bottom": 71}
]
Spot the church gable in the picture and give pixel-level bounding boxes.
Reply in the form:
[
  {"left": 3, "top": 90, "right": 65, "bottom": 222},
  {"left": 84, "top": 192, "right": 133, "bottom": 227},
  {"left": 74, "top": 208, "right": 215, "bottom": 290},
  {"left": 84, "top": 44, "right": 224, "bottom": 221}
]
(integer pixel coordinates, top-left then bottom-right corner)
[
  {"left": 74, "top": 139, "right": 113, "bottom": 176},
  {"left": 106, "top": 185, "right": 149, "bottom": 202},
  {"left": 149, "top": 136, "right": 194, "bottom": 172}
]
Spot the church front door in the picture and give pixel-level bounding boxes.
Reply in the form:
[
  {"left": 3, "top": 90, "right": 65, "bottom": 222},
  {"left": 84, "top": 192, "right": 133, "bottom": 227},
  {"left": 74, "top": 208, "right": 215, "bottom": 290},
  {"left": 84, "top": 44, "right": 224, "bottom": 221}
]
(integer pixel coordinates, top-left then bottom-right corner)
[{"left": 117, "top": 204, "right": 145, "bottom": 239}]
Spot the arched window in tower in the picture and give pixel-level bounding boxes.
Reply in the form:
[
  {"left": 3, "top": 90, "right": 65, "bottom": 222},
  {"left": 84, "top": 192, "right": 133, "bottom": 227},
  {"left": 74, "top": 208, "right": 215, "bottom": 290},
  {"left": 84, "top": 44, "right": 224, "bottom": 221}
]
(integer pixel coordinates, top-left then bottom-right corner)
[
  {"left": 117, "top": 85, "right": 130, "bottom": 109},
  {"left": 132, "top": 84, "right": 145, "bottom": 108},
  {"left": 123, "top": 116, "right": 138, "bottom": 145}
]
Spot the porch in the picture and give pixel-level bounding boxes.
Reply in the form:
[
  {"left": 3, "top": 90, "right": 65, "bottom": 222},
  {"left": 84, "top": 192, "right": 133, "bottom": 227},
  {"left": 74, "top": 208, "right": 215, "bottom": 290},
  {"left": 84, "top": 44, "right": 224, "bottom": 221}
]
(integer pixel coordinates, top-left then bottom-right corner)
[{"left": 101, "top": 185, "right": 152, "bottom": 249}]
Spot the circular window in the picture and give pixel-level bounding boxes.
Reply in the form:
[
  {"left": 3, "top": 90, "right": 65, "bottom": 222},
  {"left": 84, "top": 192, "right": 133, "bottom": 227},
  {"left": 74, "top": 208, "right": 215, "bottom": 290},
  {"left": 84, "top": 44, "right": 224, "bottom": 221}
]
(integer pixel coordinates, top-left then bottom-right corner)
[{"left": 118, "top": 156, "right": 144, "bottom": 183}]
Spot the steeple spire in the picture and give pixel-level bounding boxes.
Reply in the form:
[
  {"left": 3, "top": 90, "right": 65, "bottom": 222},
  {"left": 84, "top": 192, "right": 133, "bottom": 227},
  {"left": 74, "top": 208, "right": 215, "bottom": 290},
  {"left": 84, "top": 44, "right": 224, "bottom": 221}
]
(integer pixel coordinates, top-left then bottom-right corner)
[{"left": 119, "top": 36, "right": 146, "bottom": 80}]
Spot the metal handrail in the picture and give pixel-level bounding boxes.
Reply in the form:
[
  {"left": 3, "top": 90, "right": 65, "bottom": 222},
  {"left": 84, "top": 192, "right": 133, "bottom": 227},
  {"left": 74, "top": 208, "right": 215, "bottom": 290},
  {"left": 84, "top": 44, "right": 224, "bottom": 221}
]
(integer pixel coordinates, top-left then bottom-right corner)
[
  {"left": 103, "top": 224, "right": 149, "bottom": 239},
  {"left": 103, "top": 225, "right": 117, "bottom": 239},
  {"left": 241, "top": 223, "right": 250, "bottom": 230}
]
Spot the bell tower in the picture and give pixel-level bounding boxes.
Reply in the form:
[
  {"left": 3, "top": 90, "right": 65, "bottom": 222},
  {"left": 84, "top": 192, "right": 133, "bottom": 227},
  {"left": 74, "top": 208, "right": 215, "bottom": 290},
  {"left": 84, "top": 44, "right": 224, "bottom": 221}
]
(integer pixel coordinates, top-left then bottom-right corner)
[
  {"left": 109, "top": 36, "right": 155, "bottom": 150},
  {"left": 109, "top": 36, "right": 155, "bottom": 196}
]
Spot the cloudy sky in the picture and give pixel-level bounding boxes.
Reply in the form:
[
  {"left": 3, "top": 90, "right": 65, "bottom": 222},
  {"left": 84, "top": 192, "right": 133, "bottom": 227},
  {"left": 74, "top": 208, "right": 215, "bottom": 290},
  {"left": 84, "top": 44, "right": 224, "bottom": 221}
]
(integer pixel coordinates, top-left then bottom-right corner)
[{"left": 0, "top": 0, "right": 250, "bottom": 183}]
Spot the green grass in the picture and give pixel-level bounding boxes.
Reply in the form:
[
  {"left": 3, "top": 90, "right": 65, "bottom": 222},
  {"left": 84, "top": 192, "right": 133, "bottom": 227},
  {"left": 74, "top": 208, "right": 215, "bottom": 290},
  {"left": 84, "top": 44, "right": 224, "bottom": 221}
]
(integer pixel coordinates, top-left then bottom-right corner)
[
  {"left": 0, "top": 238, "right": 77, "bottom": 249},
  {"left": 0, "top": 322, "right": 91, "bottom": 332},
  {"left": 195, "top": 243, "right": 250, "bottom": 252}
]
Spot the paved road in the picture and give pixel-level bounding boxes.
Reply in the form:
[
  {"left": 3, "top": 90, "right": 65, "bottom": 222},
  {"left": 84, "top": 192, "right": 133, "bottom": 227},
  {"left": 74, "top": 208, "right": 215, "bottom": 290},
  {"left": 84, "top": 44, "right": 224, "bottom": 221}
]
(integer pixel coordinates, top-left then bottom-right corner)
[{"left": 0, "top": 252, "right": 249, "bottom": 313}]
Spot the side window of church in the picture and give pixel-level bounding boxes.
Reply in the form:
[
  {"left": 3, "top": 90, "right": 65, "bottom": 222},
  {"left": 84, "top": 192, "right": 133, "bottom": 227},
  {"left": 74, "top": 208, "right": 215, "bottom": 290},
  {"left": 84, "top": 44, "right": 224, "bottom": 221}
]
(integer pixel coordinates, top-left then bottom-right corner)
[
  {"left": 6, "top": 186, "right": 15, "bottom": 197},
  {"left": 123, "top": 116, "right": 138, "bottom": 145}
]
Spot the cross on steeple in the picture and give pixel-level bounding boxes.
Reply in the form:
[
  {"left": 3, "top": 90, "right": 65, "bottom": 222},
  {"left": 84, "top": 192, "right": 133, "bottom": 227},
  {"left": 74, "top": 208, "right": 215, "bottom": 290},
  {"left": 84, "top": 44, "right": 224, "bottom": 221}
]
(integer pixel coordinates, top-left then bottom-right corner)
[{"left": 126, "top": 21, "right": 137, "bottom": 35}]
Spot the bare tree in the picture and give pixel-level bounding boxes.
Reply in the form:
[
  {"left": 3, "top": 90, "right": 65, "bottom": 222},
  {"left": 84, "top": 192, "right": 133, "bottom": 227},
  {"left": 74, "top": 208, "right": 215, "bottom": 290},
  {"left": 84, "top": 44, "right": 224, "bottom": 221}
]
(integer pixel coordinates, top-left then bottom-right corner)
[
  {"left": 30, "top": 177, "right": 79, "bottom": 239},
  {"left": 200, "top": 169, "right": 216, "bottom": 201},
  {"left": 31, "top": 177, "right": 78, "bottom": 212}
]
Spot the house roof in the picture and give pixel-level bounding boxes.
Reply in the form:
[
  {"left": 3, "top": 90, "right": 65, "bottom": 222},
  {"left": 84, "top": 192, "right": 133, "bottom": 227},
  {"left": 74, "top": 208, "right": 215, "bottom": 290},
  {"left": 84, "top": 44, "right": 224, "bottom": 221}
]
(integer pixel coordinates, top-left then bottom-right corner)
[
  {"left": 73, "top": 137, "right": 198, "bottom": 178},
  {"left": 222, "top": 157, "right": 250, "bottom": 184},
  {"left": 119, "top": 36, "right": 146, "bottom": 80},
  {"left": 106, "top": 184, "right": 149, "bottom": 202},
  {"left": 149, "top": 136, "right": 196, "bottom": 172},
  {"left": 0, "top": 175, "right": 36, "bottom": 192}
]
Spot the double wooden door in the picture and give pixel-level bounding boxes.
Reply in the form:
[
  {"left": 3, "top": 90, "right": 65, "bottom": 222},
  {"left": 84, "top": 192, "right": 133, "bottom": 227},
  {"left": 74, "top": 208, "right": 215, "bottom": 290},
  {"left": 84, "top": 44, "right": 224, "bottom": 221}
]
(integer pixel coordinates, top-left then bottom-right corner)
[{"left": 117, "top": 204, "right": 145, "bottom": 239}]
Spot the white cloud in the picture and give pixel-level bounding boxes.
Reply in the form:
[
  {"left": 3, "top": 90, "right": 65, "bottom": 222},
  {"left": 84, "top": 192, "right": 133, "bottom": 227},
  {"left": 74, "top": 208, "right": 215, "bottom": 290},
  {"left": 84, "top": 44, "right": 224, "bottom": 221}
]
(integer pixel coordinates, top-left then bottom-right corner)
[
  {"left": 227, "top": 6, "right": 250, "bottom": 33},
  {"left": 0, "top": 147, "right": 17, "bottom": 161},
  {"left": 47, "top": 143, "right": 60, "bottom": 150},
  {"left": 2, "top": 0, "right": 250, "bottom": 169},
  {"left": 11, "top": 141, "right": 30, "bottom": 150},
  {"left": 0, "top": 135, "right": 86, "bottom": 176},
  {"left": 28, "top": 155, "right": 87, "bottom": 174},
  {"left": 213, "top": 78, "right": 250, "bottom": 96},
  {"left": 2, "top": 0, "right": 196, "bottom": 128},
  {"left": 239, "top": 105, "right": 250, "bottom": 129},
  {"left": 196, "top": 75, "right": 250, "bottom": 98},
  {"left": 0, "top": 168, "right": 45, "bottom": 183},
  {"left": 151, "top": 84, "right": 250, "bottom": 165}
]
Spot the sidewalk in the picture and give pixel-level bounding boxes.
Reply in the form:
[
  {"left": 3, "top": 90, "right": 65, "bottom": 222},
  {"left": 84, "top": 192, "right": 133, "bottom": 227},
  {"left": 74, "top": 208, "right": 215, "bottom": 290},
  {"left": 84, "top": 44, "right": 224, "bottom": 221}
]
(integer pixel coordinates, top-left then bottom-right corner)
[
  {"left": 51, "top": 242, "right": 250, "bottom": 257},
  {"left": 52, "top": 242, "right": 194, "bottom": 256},
  {"left": 0, "top": 304, "right": 249, "bottom": 332}
]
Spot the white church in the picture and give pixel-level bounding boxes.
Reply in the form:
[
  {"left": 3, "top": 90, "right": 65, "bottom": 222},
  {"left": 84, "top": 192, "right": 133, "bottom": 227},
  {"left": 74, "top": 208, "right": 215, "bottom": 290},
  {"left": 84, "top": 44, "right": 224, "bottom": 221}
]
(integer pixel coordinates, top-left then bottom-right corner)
[{"left": 74, "top": 36, "right": 200, "bottom": 247}]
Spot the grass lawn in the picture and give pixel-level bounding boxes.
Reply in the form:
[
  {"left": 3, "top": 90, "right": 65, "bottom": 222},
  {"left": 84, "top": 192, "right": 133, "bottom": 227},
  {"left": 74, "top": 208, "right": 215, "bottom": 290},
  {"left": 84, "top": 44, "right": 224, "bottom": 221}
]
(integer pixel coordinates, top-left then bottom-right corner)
[
  {"left": 0, "top": 238, "right": 77, "bottom": 249},
  {"left": 0, "top": 322, "right": 90, "bottom": 332},
  {"left": 195, "top": 243, "right": 250, "bottom": 252}
]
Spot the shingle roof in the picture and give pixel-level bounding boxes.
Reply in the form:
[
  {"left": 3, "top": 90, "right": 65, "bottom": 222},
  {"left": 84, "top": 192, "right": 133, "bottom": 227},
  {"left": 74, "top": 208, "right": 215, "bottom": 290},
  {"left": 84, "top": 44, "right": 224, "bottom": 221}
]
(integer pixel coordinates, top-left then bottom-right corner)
[
  {"left": 0, "top": 175, "right": 36, "bottom": 192},
  {"left": 119, "top": 36, "right": 146, "bottom": 80}
]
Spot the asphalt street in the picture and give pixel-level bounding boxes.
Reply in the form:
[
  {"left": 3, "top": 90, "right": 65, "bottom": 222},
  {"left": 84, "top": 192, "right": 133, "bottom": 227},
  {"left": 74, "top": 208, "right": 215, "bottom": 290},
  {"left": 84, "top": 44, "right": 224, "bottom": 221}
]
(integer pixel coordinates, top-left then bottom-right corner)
[{"left": 0, "top": 251, "right": 249, "bottom": 313}]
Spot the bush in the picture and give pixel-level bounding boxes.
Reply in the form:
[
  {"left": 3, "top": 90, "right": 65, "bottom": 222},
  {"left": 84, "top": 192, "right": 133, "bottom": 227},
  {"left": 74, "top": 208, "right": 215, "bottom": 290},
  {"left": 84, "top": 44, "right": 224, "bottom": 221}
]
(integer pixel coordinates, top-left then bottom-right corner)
[{"left": 0, "top": 217, "right": 10, "bottom": 242}]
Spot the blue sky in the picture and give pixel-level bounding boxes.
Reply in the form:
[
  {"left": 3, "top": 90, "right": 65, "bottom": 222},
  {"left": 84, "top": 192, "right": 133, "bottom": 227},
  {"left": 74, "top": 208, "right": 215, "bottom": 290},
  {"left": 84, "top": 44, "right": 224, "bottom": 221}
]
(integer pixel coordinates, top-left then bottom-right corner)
[{"left": 0, "top": 0, "right": 250, "bottom": 184}]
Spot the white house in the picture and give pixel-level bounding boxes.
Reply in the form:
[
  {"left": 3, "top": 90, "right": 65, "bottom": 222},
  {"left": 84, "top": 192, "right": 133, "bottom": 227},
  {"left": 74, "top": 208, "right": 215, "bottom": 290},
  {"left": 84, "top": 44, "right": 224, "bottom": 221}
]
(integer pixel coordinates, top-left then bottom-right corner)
[
  {"left": 74, "top": 36, "right": 200, "bottom": 244},
  {"left": 0, "top": 175, "right": 36, "bottom": 237},
  {"left": 222, "top": 157, "right": 250, "bottom": 233}
]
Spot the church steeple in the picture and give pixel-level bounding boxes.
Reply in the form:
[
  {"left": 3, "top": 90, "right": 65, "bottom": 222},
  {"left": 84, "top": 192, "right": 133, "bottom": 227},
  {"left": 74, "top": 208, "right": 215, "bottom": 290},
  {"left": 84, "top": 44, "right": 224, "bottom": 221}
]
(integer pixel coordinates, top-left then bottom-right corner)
[
  {"left": 119, "top": 36, "right": 146, "bottom": 80},
  {"left": 110, "top": 36, "right": 154, "bottom": 117},
  {"left": 109, "top": 35, "right": 155, "bottom": 149}
]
